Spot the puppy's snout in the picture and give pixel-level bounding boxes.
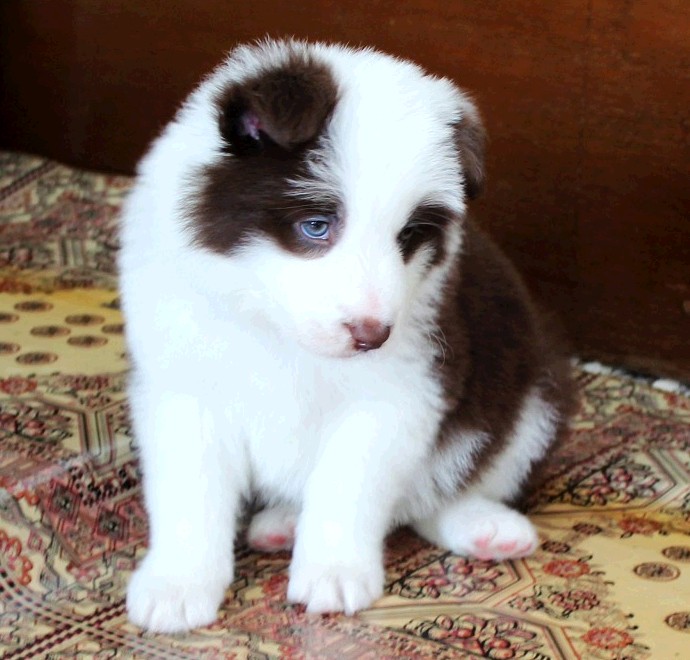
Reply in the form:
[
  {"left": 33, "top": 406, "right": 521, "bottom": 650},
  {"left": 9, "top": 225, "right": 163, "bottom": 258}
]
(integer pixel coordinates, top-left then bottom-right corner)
[{"left": 345, "top": 318, "right": 391, "bottom": 351}]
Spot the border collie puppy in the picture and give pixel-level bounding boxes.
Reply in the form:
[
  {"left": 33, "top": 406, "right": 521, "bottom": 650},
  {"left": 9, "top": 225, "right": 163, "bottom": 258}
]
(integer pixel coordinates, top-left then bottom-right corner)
[{"left": 119, "top": 39, "right": 572, "bottom": 633}]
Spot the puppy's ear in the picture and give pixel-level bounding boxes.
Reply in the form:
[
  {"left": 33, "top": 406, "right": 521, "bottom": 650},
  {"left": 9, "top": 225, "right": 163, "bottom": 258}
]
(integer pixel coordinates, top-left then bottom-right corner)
[
  {"left": 219, "top": 60, "right": 337, "bottom": 156},
  {"left": 454, "top": 103, "right": 486, "bottom": 200}
]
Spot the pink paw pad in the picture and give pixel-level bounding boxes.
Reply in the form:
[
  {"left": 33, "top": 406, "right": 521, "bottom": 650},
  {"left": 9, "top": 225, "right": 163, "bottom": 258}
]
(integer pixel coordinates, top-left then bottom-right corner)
[
  {"left": 247, "top": 517, "right": 295, "bottom": 552},
  {"left": 247, "top": 507, "right": 297, "bottom": 553},
  {"left": 249, "top": 532, "right": 294, "bottom": 552},
  {"left": 471, "top": 535, "right": 536, "bottom": 561},
  {"left": 475, "top": 535, "right": 493, "bottom": 549}
]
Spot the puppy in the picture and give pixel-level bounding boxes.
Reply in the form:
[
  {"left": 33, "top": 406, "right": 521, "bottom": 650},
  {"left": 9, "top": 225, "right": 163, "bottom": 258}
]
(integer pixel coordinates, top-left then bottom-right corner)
[{"left": 119, "top": 39, "right": 572, "bottom": 633}]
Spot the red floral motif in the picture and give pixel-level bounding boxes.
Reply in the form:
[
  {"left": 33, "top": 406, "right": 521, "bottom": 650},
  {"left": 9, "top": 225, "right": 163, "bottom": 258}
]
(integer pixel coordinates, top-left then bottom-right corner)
[
  {"left": 563, "top": 456, "right": 660, "bottom": 507},
  {"left": 261, "top": 573, "right": 289, "bottom": 599},
  {"left": 277, "top": 644, "right": 303, "bottom": 659},
  {"left": 510, "top": 584, "right": 603, "bottom": 620},
  {"left": 508, "top": 594, "right": 543, "bottom": 613},
  {"left": 1, "top": 191, "right": 120, "bottom": 244},
  {"left": 543, "top": 559, "right": 591, "bottom": 578},
  {"left": 390, "top": 556, "right": 506, "bottom": 600},
  {"left": 0, "top": 531, "right": 33, "bottom": 586},
  {"left": 0, "top": 402, "right": 72, "bottom": 442},
  {"left": 26, "top": 531, "right": 45, "bottom": 552},
  {"left": 421, "top": 568, "right": 452, "bottom": 597},
  {"left": 549, "top": 589, "right": 600, "bottom": 615},
  {"left": 0, "top": 377, "right": 37, "bottom": 395},
  {"left": 51, "top": 374, "right": 114, "bottom": 393},
  {"left": 0, "top": 475, "right": 40, "bottom": 505},
  {"left": 0, "top": 182, "right": 121, "bottom": 284},
  {"left": 66, "top": 561, "right": 102, "bottom": 582},
  {"left": 582, "top": 627, "right": 634, "bottom": 650},
  {"left": 0, "top": 277, "right": 33, "bottom": 293},
  {"left": 537, "top": 427, "right": 673, "bottom": 507},
  {"left": 618, "top": 516, "right": 663, "bottom": 536},
  {"left": 406, "top": 613, "right": 544, "bottom": 658}
]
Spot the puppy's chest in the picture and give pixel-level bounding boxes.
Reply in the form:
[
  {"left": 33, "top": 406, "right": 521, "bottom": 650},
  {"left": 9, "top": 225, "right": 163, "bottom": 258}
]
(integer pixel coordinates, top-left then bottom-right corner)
[
  {"left": 225, "top": 348, "right": 336, "bottom": 489},
  {"left": 227, "top": 344, "right": 443, "bottom": 500}
]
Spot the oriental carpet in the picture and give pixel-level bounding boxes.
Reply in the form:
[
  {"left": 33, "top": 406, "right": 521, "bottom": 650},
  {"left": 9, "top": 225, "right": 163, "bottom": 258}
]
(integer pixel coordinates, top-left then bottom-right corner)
[{"left": 1, "top": 152, "right": 689, "bottom": 658}]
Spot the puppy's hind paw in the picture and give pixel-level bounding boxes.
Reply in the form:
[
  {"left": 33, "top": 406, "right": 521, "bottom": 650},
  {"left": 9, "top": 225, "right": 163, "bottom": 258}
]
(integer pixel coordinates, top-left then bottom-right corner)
[
  {"left": 126, "top": 559, "right": 229, "bottom": 633},
  {"left": 247, "top": 505, "right": 297, "bottom": 552},
  {"left": 414, "top": 496, "right": 539, "bottom": 562},
  {"left": 468, "top": 512, "right": 538, "bottom": 561}
]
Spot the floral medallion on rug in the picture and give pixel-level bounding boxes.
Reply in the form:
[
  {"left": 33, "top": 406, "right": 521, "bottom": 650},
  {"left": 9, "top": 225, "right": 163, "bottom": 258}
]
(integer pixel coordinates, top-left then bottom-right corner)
[{"left": 1, "top": 151, "right": 689, "bottom": 658}]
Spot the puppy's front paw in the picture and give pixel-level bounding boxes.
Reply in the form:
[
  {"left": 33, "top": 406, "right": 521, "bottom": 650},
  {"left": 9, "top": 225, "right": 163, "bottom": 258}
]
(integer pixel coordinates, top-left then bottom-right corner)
[
  {"left": 126, "top": 557, "right": 230, "bottom": 633},
  {"left": 287, "top": 561, "right": 383, "bottom": 615}
]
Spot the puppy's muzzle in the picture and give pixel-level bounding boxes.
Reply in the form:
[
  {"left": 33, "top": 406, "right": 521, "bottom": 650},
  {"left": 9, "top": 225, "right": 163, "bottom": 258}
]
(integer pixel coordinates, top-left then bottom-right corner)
[{"left": 345, "top": 318, "right": 391, "bottom": 352}]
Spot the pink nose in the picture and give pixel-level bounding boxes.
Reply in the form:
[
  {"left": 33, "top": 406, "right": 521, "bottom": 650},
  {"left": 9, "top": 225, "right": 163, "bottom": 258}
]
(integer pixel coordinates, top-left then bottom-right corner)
[{"left": 345, "top": 318, "right": 392, "bottom": 351}]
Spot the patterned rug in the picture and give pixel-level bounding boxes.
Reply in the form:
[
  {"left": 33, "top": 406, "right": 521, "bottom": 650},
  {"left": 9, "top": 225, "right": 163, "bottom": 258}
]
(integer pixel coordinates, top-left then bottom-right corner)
[{"left": 1, "top": 151, "right": 689, "bottom": 658}]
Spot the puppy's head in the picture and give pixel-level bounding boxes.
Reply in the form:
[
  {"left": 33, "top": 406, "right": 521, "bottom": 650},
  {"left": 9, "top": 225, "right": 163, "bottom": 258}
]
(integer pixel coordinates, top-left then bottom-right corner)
[{"left": 189, "top": 40, "right": 484, "bottom": 358}]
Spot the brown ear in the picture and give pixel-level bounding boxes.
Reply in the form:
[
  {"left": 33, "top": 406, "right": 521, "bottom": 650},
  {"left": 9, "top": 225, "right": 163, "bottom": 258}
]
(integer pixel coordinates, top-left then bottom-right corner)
[
  {"left": 455, "top": 107, "right": 486, "bottom": 200},
  {"left": 219, "top": 57, "right": 337, "bottom": 156}
]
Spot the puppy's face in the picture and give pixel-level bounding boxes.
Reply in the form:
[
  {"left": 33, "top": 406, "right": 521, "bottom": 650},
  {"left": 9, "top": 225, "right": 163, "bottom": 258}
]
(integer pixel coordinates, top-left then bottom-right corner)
[{"left": 190, "top": 42, "right": 484, "bottom": 358}]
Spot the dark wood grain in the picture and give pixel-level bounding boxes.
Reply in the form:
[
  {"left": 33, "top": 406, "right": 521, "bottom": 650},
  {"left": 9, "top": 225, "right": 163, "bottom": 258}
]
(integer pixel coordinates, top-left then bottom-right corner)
[{"left": 1, "top": 0, "right": 688, "bottom": 380}]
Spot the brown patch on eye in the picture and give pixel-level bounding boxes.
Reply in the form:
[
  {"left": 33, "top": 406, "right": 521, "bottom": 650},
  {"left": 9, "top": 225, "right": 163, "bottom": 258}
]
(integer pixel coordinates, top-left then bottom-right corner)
[
  {"left": 190, "top": 48, "right": 340, "bottom": 256},
  {"left": 398, "top": 204, "right": 453, "bottom": 266},
  {"left": 193, "top": 156, "right": 340, "bottom": 255}
]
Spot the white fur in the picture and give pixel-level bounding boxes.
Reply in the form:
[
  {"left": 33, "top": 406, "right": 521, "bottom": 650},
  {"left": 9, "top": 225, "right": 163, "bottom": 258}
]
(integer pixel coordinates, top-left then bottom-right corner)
[
  {"left": 120, "top": 40, "right": 555, "bottom": 632},
  {"left": 475, "top": 389, "right": 560, "bottom": 502}
]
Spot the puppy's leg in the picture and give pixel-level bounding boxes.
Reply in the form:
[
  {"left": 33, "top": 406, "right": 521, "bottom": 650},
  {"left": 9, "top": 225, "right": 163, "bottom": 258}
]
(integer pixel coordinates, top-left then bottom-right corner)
[
  {"left": 413, "top": 390, "right": 559, "bottom": 561},
  {"left": 247, "top": 504, "right": 298, "bottom": 552},
  {"left": 288, "top": 401, "right": 429, "bottom": 614},
  {"left": 413, "top": 493, "right": 538, "bottom": 560},
  {"left": 126, "top": 382, "right": 243, "bottom": 633}
]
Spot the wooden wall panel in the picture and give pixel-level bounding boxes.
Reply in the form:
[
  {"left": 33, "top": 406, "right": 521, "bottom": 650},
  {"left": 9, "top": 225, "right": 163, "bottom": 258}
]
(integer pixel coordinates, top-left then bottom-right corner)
[
  {"left": 1, "top": 0, "right": 688, "bottom": 379},
  {"left": 575, "top": 0, "right": 690, "bottom": 378}
]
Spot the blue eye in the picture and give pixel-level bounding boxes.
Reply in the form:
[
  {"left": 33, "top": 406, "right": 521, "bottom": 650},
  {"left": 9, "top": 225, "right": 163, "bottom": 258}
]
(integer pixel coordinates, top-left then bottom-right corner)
[{"left": 299, "top": 217, "right": 331, "bottom": 240}]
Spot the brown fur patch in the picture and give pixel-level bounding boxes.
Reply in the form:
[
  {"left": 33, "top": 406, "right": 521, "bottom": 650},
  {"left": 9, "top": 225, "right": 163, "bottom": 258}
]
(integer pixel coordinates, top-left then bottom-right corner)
[
  {"left": 433, "top": 218, "right": 573, "bottom": 498},
  {"left": 455, "top": 111, "right": 486, "bottom": 199},
  {"left": 219, "top": 50, "right": 338, "bottom": 154},
  {"left": 398, "top": 204, "right": 454, "bottom": 266},
  {"left": 192, "top": 50, "right": 339, "bottom": 255}
]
